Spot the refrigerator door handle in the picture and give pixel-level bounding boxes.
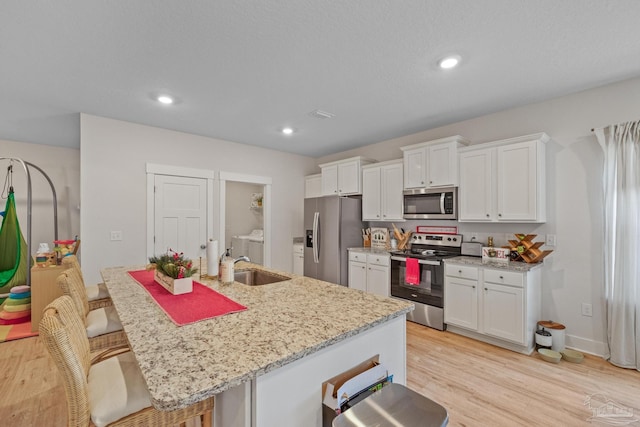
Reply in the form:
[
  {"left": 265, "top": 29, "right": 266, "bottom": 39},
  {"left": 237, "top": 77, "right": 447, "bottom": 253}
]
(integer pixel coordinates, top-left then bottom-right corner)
[{"left": 312, "top": 211, "right": 320, "bottom": 263}]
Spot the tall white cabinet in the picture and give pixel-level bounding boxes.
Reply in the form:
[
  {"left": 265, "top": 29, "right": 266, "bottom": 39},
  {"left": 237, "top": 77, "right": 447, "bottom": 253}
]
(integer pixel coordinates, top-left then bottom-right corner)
[
  {"left": 361, "top": 159, "right": 404, "bottom": 221},
  {"left": 458, "top": 133, "right": 548, "bottom": 223},
  {"left": 444, "top": 261, "right": 542, "bottom": 354}
]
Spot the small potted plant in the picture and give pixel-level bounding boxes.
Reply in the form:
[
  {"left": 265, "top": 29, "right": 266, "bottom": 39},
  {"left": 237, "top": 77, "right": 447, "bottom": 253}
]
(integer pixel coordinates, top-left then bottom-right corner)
[{"left": 148, "top": 249, "right": 198, "bottom": 295}]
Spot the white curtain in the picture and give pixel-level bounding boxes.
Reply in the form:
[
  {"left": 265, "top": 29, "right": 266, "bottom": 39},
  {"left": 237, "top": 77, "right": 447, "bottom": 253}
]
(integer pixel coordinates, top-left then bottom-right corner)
[{"left": 595, "top": 120, "right": 640, "bottom": 370}]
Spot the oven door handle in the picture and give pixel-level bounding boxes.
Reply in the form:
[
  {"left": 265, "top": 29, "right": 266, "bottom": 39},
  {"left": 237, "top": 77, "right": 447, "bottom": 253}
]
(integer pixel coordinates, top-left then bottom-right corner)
[{"left": 391, "top": 256, "right": 441, "bottom": 266}]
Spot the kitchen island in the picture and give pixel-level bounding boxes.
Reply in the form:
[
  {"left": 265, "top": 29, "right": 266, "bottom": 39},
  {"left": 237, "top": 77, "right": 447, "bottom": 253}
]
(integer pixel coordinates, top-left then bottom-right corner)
[{"left": 101, "top": 262, "right": 413, "bottom": 427}]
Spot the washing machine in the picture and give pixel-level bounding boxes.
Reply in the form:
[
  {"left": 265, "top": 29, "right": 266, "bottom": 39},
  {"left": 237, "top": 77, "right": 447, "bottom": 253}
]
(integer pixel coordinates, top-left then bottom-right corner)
[{"left": 231, "top": 229, "right": 264, "bottom": 265}]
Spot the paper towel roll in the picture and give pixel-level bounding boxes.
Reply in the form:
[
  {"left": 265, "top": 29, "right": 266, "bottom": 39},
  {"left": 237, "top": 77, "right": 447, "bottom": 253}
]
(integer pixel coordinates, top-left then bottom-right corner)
[{"left": 206, "top": 239, "right": 219, "bottom": 277}]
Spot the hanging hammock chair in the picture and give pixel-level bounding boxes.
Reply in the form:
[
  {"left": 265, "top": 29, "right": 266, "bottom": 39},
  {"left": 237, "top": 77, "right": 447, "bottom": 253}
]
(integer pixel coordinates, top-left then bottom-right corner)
[{"left": 0, "top": 189, "right": 29, "bottom": 292}]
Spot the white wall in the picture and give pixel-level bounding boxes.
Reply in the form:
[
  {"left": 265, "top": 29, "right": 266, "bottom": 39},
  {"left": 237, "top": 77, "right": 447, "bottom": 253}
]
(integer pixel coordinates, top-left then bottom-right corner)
[
  {"left": 80, "top": 114, "right": 316, "bottom": 284},
  {"left": 317, "top": 76, "right": 640, "bottom": 356},
  {"left": 0, "top": 139, "right": 80, "bottom": 261},
  {"left": 225, "top": 181, "right": 263, "bottom": 250}
]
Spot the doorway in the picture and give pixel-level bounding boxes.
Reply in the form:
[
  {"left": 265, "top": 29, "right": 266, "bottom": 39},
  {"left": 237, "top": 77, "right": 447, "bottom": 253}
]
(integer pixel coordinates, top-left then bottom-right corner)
[
  {"left": 219, "top": 172, "right": 272, "bottom": 267},
  {"left": 146, "top": 164, "right": 215, "bottom": 261}
]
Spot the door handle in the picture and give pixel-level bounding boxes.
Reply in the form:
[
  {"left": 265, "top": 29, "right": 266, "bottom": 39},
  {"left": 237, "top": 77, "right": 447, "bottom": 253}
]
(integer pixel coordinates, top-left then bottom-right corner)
[{"left": 312, "top": 212, "right": 320, "bottom": 263}]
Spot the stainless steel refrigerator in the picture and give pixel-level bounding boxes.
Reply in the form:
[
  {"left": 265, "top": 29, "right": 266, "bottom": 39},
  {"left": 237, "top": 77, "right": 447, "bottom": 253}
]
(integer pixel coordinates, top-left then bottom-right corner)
[{"left": 304, "top": 196, "right": 364, "bottom": 286}]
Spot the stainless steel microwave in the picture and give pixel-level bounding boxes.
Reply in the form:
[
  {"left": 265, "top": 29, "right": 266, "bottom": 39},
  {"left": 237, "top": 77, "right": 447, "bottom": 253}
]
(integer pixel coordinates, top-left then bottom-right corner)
[{"left": 403, "top": 187, "right": 457, "bottom": 220}]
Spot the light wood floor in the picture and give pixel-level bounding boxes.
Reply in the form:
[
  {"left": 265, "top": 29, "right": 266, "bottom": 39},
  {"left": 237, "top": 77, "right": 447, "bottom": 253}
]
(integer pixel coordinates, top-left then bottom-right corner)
[
  {"left": 406, "top": 322, "right": 640, "bottom": 426},
  {"left": 1, "top": 322, "right": 639, "bottom": 426}
]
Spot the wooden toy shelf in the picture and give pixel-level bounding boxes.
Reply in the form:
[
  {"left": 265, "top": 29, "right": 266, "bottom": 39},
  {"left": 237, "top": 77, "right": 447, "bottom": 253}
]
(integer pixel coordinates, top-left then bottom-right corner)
[{"left": 506, "top": 234, "right": 553, "bottom": 263}]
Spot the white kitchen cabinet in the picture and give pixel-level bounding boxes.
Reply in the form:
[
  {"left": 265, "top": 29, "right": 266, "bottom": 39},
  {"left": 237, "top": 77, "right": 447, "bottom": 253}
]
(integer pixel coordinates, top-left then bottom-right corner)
[
  {"left": 401, "top": 136, "right": 470, "bottom": 189},
  {"left": 458, "top": 149, "right": 493, "bottom": 221},
  {"left": 348, "top": 251, "right": 390, "bottom": 297},
  {"left": 444, "top": 264, "right": 480, "bottom": 331},
  {"left": 319, "top": 156, "right": 374, "bottom": 196},
  {"left": 304, "top": 174, "right": 322, "bottom": 198},
  {"left": 444, "top": 276, "right": 479, "bottom": 331},
  {"left": 444, "top": 261, "right": 541, "bottom": 354},
  {"left": 292, "top": 242, "right": 304, "bottom": 275},
  {"left": 348, "top": 252, "right": 368, "bottom": 293},
  {"left": 458, "top": 133, "right": 548, "bottom": 223},
  {"left": 362, "top": 160, "right": 403, "bottom": 221},
  {"left": 483, "top": 282, "right": 524, "bottom": 344}
]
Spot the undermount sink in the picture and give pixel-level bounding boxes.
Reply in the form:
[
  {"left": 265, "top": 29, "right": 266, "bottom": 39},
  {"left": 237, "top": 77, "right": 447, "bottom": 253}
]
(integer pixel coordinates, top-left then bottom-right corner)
[{"left": 234, "top": 269, "right": 291, "bottom": 286}]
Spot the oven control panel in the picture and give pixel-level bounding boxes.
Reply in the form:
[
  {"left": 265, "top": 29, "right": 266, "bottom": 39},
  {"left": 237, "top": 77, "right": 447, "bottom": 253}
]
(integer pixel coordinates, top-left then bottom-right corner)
[{"left": 410, "top": 233, "right": 462, "bottom": 247}]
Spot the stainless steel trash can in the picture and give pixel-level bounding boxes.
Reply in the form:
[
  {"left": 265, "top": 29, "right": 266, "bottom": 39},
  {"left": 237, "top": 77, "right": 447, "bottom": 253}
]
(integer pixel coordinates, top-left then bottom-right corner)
[{"left": 332, "top": 383, "right": 448, "bottom": 427}]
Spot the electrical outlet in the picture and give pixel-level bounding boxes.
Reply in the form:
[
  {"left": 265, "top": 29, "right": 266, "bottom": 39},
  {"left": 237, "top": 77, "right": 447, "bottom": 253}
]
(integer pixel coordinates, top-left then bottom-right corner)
[
  {"left": 110, "top": 230, "right": 123, "bottom": 241},
  {"left": 545, "top": 234, "right": 556, "bottom": 246},
  {"left": 581, "top": 302, "right": 593, "bottom": 317},
  {"left": 470, "top": 232, "right": 479, "bottom": 242}
]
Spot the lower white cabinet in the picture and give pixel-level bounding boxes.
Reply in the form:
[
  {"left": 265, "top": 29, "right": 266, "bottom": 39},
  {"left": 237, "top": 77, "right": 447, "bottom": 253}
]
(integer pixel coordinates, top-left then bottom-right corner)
[
  {"left": 292, "top": 242, "right": 304, "bottom": 275},
  {"left": 444, "top": 262, "right": 541, "bottom": 354},
  {"left": 348, "top": 251, "right": 390, "bottom": 298}
]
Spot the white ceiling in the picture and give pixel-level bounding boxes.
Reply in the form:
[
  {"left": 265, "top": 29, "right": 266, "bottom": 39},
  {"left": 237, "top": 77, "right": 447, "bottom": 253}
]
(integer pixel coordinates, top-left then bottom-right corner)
[{"left": 2, "top": 1, "right": 640, "bottom": 157}]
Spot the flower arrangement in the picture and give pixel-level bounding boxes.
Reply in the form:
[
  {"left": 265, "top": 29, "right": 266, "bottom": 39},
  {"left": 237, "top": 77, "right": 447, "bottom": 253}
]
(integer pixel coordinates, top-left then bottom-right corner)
[{"left": 148, "top": 249, "right": 198, "bottom": 279}]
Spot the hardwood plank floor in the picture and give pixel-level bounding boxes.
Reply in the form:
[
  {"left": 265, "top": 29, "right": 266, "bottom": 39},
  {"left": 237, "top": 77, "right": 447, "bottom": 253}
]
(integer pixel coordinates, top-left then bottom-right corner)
[
  {"left": 1, "top": 323, "right": 639, "bottom": 426},
  {"left": 406, "top": 321, "right": 640, "bottom": 426}
]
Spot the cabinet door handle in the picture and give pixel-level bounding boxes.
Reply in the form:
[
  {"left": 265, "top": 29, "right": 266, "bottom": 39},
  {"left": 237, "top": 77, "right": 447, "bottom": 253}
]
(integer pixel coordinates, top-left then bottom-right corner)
[
  {"left": 486, "top": 214, "right": 490, "bottom": 217},
  {"left": 498, "top": 213, "right": 502, "bottom": 217},
  {"left": 458, "top": 270, "right": 462, "bottom": 273},
  {"left": 499, "top": 276, "right": 504, "bottom": 279},
  {"left": 472, "top": 285, "right": 476, "bottom": 289},
  {"left": 430, "top": 180, "right": 433, "bottom": 184},
  {"left": 484, "top": 287, "right": 488, "bottom": 291},
  {"left": 421, "top": 181, "right": 424, "bottom": 185}
]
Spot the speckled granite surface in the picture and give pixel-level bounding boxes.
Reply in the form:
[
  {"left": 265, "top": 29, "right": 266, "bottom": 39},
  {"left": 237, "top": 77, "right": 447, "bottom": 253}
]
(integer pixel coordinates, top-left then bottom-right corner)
[
  {"left": 101, "top": 262, "right": 412, "bottom": 411},
  {"left": 445, "top": 256, "right": 544, "bottom": 271},
  {"left": 348, "top": 247, "right": 392, "bottom": 255}
]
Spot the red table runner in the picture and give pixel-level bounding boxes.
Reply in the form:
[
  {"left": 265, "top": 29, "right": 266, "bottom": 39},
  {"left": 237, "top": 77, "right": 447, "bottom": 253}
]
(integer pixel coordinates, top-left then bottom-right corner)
[{"left": 128, "top": 270, "right": 247, "bottom": 326}]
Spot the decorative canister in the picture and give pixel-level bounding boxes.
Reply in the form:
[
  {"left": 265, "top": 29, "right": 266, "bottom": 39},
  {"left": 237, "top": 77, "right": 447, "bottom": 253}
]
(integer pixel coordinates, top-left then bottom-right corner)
[
  {"left": 535, "top": 327, "right": 553, "bottom": 348},
  {"left": 537, "top": 320, "right": 566, "bottom": 352}
]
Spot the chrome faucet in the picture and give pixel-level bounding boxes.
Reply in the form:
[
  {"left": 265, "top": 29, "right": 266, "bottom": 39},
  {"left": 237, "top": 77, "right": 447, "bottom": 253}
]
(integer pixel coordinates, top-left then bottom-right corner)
[{"left": 219, "top": 248, "right": 250, "bottom": 264}]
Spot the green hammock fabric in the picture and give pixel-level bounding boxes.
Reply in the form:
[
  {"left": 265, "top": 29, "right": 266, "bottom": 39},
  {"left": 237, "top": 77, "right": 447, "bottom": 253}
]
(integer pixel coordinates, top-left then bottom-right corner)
[{"left": 0, "top": 191, "right": 29, "bottom": 291}]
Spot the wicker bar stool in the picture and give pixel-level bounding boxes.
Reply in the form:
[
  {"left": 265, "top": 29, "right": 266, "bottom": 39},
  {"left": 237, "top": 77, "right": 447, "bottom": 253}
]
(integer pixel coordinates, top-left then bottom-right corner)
[
  {"left": 40, "top": 295, "right": 214, "bottom": 427},
  {"left": 62, "top": 255, "right": 112, "bottom": 310},
  {"left": 57, "top": 268, "right": 128, "bottom": 352}
]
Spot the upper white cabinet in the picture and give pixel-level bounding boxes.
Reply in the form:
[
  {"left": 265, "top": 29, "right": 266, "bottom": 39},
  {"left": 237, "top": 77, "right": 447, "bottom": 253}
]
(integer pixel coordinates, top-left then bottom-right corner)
[
  {"left": 362, "top": 160, "right": 404, "bottom": 221},
  {"left": 401, "top": 136, "right": 470, "bottom": 189},
  {"left": 458, "top": 133, "right": 548, "bottom": 223},
  {"left": 319, "top": 156, "right": 375, "bottom": 196},
  {"left": 304, "top": 174, "right": 322, "bottom": 198}
]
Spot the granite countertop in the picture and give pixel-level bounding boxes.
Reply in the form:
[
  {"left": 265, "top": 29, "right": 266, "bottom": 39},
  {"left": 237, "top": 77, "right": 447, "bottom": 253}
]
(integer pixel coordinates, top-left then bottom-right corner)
[
  {"left": 445, "top": 256, "right": 544, "bottom": 272},
  {"left": 101, "top": 262, "right": 412, "bottom": 411},
  {"left": 348, "top": 247, "right": 392, "bottom": 255}
]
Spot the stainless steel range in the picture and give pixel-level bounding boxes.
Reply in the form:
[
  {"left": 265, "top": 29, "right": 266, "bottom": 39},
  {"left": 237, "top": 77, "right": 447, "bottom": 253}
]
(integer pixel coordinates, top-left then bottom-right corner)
[{"left": 390, "top": 233, "right": 462, "bottom": 330}]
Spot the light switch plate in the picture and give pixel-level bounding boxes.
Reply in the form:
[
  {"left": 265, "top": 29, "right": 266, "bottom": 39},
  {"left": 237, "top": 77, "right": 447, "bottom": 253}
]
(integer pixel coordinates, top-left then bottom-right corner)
[
  {"left": 545, "top": 234, "right": 556, "bottom": 246},
  {"left": 110, "top": 231, "right": 123, "bottom": 241}
]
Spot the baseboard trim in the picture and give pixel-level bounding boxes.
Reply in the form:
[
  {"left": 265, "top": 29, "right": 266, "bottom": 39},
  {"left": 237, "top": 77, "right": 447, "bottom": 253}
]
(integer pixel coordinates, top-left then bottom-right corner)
[{"left": 565, "top": 334, "right": 605, "bottom": 357}]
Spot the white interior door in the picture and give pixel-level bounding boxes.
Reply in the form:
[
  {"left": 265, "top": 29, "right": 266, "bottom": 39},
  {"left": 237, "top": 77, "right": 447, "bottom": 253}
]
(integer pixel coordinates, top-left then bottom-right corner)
[{"left": 154, "top": 175, "right": 207, "bottom": 259}]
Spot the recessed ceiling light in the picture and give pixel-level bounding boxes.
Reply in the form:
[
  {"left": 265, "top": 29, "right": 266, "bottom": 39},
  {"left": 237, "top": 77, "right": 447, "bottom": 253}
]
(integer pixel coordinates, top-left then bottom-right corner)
[
  {"left": 282, "top": 127, "right": 294, "bottom": 135},
  {"left": 157, "top": 95, "right": 174, "bottom": 105},
  {"left": 438, "top": 55, "right": 461, "bottom": 69}
]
